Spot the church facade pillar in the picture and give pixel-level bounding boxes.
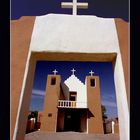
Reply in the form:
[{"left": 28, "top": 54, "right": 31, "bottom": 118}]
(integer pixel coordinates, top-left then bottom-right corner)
[
  {"left": 41, "top": 75, "right": 61, "bottom": 132},
  {"left": 86, "top": 76, "right": 104, "bottom": 134}
]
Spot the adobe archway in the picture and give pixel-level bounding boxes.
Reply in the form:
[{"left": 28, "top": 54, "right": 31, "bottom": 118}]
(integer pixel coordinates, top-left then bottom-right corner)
[{"left": 13, "top": 52, "right": 129, "bottom": 140}]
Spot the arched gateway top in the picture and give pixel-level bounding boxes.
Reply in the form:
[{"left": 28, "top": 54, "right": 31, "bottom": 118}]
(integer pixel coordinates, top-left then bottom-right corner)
[{"left": 29, "top": 14, "right": 120, "bottom": 54}]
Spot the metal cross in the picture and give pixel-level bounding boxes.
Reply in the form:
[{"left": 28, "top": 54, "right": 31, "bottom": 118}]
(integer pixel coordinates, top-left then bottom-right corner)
[
  {"left": 89, "top": 70, "right": 94, "bottom": 76},
  {"left": 71, "top": 68, "right": 76, "bottom": 75},
  {"left": 61, "top": 0, "right": 88, "bottom": 15},
  {"left": 52, "top": 69, "right": 58, "bottom": 75}
]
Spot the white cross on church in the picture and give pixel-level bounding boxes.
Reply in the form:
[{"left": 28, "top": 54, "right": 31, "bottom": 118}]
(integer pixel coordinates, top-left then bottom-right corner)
[
  {"left": 52, "top": 69, "right": 58, "bottom": 75},
  {"left": 71, "top": 68, "right": 76, "bottom": 75},
  {"left": 89, "top": 70, "right": 94, "bottom": 76},
  {"left": 61, "top": 0, "right": 88, "bottom": 15}
]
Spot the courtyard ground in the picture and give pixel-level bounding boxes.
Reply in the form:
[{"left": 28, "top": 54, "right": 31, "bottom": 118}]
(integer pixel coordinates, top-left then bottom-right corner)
[{"left": 25, "top": 131, "right": 120, "bottom": 140}]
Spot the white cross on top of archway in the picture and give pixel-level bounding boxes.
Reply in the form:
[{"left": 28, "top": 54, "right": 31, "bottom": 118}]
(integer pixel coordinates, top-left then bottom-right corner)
[
  {"left": 71, "top": 68, "right": 76, "bottom": 75},
  {"left": 89, "top": 70, "right": 94, "bottom": 76},
  {"left": 61, "top": 0, "right": 88, "bottom": 15},
  {"left": 52, "top": 69, "right": 58, "bottom": 75}
]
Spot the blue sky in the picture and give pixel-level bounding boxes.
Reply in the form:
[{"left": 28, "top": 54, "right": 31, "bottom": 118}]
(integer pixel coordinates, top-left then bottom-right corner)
[
  {"left": 11, "top": 0, "right": 128, "bottom": 21},
  {"left": 30, "top": 61, "right": 118, "bottom": 119}
]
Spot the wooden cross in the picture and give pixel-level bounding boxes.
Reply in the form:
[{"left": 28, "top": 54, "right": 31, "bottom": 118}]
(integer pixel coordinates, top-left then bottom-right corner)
[
  {"left": 52, "top": 69, "right": 58, "bottom": 75},
  {"left": 89, "top": 70, "right": 94, "bottom": 76},
  {"left": 61, "top": 0, "right": 88, "bottom": 15},
  {"left": 71, "top": 68, "right": 76, "bottom": 75}
]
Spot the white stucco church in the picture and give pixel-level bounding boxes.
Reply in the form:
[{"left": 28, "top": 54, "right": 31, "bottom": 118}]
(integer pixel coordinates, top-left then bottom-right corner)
[{"left": 62, "top": 69, "right": 87, "bottom": 108}]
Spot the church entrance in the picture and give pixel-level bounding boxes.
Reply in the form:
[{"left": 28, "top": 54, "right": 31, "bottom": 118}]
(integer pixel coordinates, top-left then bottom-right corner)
[
  {"left": 64, "top": 110, "right": 80, "bottom": 131},
  {"left": 57, "top": 108, "right": 87, "bottom": 132}
]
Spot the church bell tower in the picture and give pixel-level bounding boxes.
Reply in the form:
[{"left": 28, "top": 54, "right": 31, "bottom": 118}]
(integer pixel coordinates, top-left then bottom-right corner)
[
  {"left": 41, "top": 70, "right": 61, "bottom": 132},
  {"left": 86, "top": 73, "right": 104, "bottom": 134}
]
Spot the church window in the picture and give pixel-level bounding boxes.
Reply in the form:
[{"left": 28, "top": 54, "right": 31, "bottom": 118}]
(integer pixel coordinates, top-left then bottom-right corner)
[
  {"left": 48, "top": 113, "right": 52, "bottom": 117},
  {"left": 90, "top": 79, "right": 95, "bottom": 87},
  {"left": 51, "top": 77, "right": 56, "bottom": 85},
  {"left": 69, "top": 92, "right": 77, "bottom": 101}
]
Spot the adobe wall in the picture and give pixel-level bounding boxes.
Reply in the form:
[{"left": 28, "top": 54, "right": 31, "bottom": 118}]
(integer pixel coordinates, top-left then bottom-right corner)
[
  {"left": 114, "top": 123, "right": 119, "bottom": 134},
  {"left": 57, "top": 110, "right": 65, "bottom": 131},
  {"left": 11, "top": 16, "right": 35, "bottom": 140},
  {"left": 11, "top": 16, "right": 128, "bottom": 140},
  {"left": 80, "top": 112, "right": 87, "bottom": 132},
  {"left": 41, "top": 75, "right": 61, "bottom": 132},
  {"left": 86, "top": 76, "right": 104, "bottom": 134}
]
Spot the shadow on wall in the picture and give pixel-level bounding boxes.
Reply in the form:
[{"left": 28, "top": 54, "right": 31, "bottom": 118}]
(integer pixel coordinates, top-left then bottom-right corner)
[
  {"left": 87, "top": 110, "right": 94, "bottom": 118},
  {"left": 11, "top": 0, "right": 128, "bottom": 21},
  {"left": 26, "top": 111, "right": 42, "bottom": 134}
]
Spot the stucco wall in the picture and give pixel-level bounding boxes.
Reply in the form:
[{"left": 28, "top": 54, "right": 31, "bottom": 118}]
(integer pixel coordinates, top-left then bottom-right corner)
[
  {"left": 114, "top": 123, "right": 119, "bottom": 134},
  {"left": 57, "top": 111, "right": 65, "bottom": 131},
  {"left": 11, "top": 15, "right": 129, "bottom": 140},
  {"left": 86, "top": 76, "right": 104, "bottom": 134},
  {"left": 80, "top": 113, "right": 87, "bottom": 132},
  {"left": 41, "top": 75, "right": 61, "bottom": 132},
  {"left": 11, "top": 16, "right": 35, "bottom": 140},
  {"left": 115, "top": 19, "right": 129, "bottom": 103},
  {"left": 30, "top": 14, "right": 119, "bottom": 53}
]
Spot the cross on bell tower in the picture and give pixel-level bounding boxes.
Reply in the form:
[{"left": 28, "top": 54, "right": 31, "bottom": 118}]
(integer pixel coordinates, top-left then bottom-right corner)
[
  {"left": 71, "top": 68, "right": 76, "bottom": 75},
  {"left": 89, "top": 70, "right": 94, "bottom": 76},
  {"left": 61, "top": 0, "right": 88, "bottom": 15},
  {"left": 52, "top": 69, "right": 58, "bottom": 75}
]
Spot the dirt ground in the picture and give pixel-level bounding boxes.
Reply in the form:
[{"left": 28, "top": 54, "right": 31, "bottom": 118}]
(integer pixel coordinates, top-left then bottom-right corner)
[{"left": 25, "top": 131, "right": 120, "bottom": 140}]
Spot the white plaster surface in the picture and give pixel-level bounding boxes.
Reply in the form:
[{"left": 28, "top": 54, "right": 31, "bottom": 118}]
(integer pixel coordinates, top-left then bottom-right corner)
[
  {"left": 112, "top": 121, "right": 115, "bottom": 134},
  {"left": 30, "top": 14, "right": 120, "bottom": 53},
  {"left": 64, "top": 74, "right": 87, "bottom": 108},
  {"left": 114, "top": 54, "right": 129, "bottom": 140}
]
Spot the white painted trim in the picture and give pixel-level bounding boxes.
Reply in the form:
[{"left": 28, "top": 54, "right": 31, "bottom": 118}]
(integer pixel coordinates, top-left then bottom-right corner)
[
  {"left": 87, "top": 112, "right": 88, "bottom": 134},
  {"left": 111, "top": 121, "right": 115, "bottom": 134}
]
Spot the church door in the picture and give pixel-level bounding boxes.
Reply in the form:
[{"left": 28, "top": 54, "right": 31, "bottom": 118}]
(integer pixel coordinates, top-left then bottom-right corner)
[{"left": 64, "top": 111, "right": 80, "bottom": 131}]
